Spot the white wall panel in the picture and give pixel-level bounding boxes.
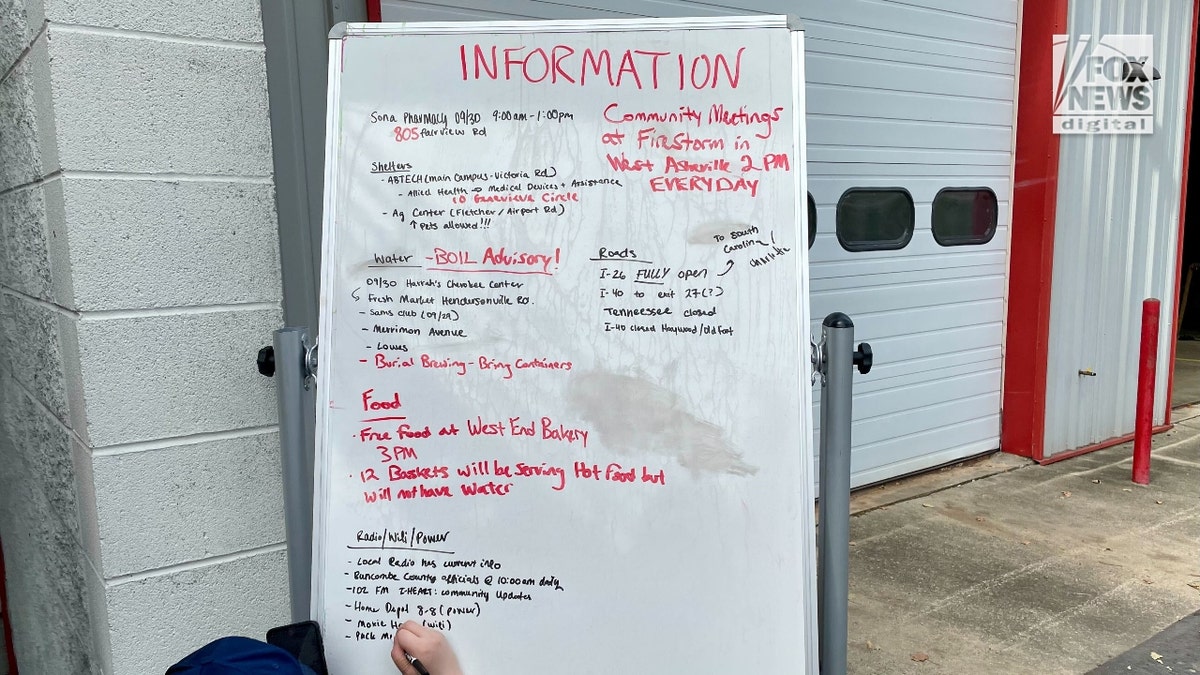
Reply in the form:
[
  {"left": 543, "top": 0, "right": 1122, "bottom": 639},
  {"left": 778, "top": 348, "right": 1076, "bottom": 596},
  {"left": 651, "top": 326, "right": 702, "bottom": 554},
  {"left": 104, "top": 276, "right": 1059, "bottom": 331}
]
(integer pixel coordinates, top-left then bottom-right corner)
[
  {"left": 379, "top": 0, "right": 1018, "bottom": 486},
  {"left": 1043, "top": 0, "right": 1194, "bottom": 456}
]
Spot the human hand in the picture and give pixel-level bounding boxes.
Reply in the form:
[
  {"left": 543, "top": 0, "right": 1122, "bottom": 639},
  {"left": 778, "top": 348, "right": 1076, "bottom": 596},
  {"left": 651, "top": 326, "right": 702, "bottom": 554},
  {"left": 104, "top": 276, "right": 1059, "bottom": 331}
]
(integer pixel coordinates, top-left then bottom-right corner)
[{"left": 391, "top": 621, "right": 463, "bottom": 675}]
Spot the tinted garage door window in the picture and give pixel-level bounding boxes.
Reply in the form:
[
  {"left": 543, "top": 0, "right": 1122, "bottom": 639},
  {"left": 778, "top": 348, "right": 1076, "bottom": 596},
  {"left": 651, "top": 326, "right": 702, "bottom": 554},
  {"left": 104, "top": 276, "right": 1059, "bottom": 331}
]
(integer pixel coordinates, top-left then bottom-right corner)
[
  {"left": 932, "top": 187, "right": 998, "bottom": 246},
  {"left": 836, "top": 188, "right": 914, "bottom": 252}
]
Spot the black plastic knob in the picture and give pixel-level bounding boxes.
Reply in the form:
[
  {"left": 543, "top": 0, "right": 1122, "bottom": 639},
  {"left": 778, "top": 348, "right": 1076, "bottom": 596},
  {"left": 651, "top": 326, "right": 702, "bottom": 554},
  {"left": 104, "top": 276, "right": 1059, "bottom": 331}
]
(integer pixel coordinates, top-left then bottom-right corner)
[
  {"left": 853, "top": 342, "right": 873, "bottom": 375},
  {"left": 257, "top": 346, "right": 275, "bottom": 377}
]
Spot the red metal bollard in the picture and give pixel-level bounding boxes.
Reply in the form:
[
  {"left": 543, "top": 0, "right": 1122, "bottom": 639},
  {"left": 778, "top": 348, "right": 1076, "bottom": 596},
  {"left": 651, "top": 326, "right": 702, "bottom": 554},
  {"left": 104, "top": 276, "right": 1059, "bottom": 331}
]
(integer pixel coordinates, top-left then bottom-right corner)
[{"left": 1132, "top": 298, "right": 1160, "bottom": 485}]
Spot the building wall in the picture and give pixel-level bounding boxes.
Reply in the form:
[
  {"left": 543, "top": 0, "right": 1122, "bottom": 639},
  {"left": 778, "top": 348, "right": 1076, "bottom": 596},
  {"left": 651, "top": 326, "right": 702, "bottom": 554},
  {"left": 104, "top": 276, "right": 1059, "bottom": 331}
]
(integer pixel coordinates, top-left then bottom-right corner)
[
  {"left": 0, "top": 1, "right": 290, "bottom": 673},
  {"left": 1043, "top": 0, "right": 1195, "bottom": 455}
]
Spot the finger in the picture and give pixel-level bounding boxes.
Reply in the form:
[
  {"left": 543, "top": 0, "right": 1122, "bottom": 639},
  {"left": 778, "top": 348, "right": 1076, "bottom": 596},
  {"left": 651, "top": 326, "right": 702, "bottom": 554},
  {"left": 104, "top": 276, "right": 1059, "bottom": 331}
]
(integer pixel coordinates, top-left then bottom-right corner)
[
  {"left": 396, "top": 626, "right": 423, "bottom": 654},
  {"left": 392, "top": 628, "right": 414, "bottom": 653},
  {"left": 401, "top": 620, "right": 430, "bottom": 637},
  {"left": 391, "top": 643, "right": 418, "bottom": 675}
]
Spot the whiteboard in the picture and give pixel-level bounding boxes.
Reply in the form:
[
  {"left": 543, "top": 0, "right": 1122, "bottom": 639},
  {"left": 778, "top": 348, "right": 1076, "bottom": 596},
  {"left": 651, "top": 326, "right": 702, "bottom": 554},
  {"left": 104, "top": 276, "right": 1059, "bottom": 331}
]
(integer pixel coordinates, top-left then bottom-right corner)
[{"left": 313, "top": 17, "right": 815, "bottom": 675}]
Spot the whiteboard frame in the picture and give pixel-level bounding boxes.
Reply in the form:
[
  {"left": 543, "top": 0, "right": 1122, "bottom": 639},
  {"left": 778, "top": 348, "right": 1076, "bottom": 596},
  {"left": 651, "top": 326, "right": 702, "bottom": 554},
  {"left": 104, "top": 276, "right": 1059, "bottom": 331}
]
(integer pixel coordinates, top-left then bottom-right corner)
[
  {"left": 314, "top": 16, "right": 816, "bottom": 674},
  {"left": 791, "top": 28, "right": 817, "bottom": 675},
  {"left": 311, "top": 34, "right": 344, "bottom": 627},
  {"left": 330, "top": 15, "right": 803, "bottom": 37}
]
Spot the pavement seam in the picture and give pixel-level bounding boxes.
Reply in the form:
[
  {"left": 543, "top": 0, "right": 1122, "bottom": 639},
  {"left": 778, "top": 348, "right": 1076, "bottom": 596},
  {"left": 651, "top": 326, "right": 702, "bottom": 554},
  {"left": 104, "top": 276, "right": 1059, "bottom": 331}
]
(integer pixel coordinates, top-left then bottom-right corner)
[
  {"left": 1064, "top": 435, "right": 1198, "bottom": 477},
  {"left": 1154, "top": 455, "right": 1200, "bottom": 468},
  {"left": 850, "top": 459, "right": 1033, "bottom": 518},
  {"left": 996, "top": 579, "right": 1142, "bottom": 653},
  {"left": 900, "top": 506, "right": 1200, "bottom": 620}
]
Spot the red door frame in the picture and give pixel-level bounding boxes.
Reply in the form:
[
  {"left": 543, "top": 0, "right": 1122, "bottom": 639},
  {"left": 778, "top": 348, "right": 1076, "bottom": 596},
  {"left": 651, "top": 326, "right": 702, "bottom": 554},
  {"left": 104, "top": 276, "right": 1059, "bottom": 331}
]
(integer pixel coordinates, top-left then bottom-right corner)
[{"left": 1002, "top": 0, "right": 1069, "bottom": 462}]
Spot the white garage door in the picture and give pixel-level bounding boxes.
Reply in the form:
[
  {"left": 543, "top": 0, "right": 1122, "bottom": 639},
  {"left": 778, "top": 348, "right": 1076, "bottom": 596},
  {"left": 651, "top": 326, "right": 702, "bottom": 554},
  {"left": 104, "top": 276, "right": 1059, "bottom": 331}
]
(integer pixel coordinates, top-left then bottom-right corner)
[{"left": 376, "top": 0, "right": 1017, "bottom": 487}]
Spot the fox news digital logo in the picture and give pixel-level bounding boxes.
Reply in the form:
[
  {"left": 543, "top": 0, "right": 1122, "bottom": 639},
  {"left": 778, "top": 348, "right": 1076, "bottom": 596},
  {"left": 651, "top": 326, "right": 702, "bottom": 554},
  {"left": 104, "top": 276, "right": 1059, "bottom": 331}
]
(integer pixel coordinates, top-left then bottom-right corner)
[{"left": 1052, "top": 34, "right": 1154, "bottom": 134}]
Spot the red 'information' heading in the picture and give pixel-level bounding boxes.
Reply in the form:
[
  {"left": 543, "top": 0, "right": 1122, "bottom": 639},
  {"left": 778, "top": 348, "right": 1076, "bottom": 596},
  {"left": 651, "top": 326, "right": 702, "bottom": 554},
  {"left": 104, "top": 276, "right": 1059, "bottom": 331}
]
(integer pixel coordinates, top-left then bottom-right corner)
[{"left": 459, "top": 44, "right": 746, "bottom": 90}]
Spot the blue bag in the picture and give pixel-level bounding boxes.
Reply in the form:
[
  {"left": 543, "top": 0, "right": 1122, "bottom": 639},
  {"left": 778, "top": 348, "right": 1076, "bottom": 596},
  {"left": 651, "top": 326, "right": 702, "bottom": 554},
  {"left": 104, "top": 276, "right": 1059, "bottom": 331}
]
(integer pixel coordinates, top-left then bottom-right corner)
[{"left": 166, "top": 636, "right": 317, "bottom": 675}]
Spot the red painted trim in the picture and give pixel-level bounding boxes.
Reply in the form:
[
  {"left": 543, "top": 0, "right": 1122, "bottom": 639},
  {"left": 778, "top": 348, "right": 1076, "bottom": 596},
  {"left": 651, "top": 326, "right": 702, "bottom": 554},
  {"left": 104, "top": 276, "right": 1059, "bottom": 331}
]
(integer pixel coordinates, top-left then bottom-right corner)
[
  {"left": 366, "top": 0, "right": 382, "bottom": 22},
  {"left": 1034, "top": 424, "right": 1172, "bottom": 465},
  {"left": 1001, "top": 0, "right": 1069, "bottom": 461},
  {"left": 1164, "top": 0, "right": 1200, "bottom": 424},
  {"left": 0, "top": 538, "right": 18, "bottom": 674}
]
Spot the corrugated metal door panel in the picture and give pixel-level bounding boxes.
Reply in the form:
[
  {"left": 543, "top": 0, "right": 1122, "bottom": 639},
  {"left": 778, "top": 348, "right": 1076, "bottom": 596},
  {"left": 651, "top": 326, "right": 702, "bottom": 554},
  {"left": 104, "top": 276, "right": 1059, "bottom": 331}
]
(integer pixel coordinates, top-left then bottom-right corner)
[
  {"left": 807, "top": 37, "right": 1013, "bottom": 74},
  {"left": 816, "top": 369, "right": 1003, "bottom": 427},
  {"left": 809, "top": 147, "right": 1012, "bottom": 165},
  {"left": 855, "top": 337, "right": 1003, "bottom": 388},
  {"left": 816, "top": 355, "right": 1003, "bottom": 432},
  {"left": 811, "top": 276, "right": 1004, "bottom": 314},
  {"left": 816, "top": 355, "right": 1003, "bottom": 401},
  {"left": 809, "top": 263, "right": 1007, "bottom": 291},
  {"left": 820, "top": 314, "right": 1003, "bottom": 368},
  {"left": 854, "top": 370, "right": 1002, "bottom": 419},
  {"left": 813, "top": 307, "right": 1003, "bottom": 368},
  {"left": 850, "top": 350, "right": 1003, "bottom": 395},
  {"left": 855, "top": 392, "right": 1001, "bottom": 448},
  {"left": 808, "top": 119, "right": 1009, "bottom": 151},
  {"left": 812, "top": 249, "right": 1006, "bottom": 278},
  {"left": 857, "top": 312, "right": 1005, "bottom": 349},
  {"left": 378, "top": 0, "right": 1016, "bottom": 486},
  {"left": 633, "top": 1, "right": 733, "bottom": 16},
  {"left": 379, "top": 2, "right": 634, "bottom": 20},
  {"left": 849, "top": 417, "right": 1001, "bottom": 485},
  {"left": 712, "top": 2, "right": 1016, "bottom": 49},
  {"left": 1043, "top": 0, "right": 1194, "bottom": 456},
  {"left": 806, "top": 56, "right": 1013, "bottom": 100},
  {"left": 377, "top": 5, "right": 495, "bottom": 20},
  {"left": 851, "top": 315, "right": 1003, "bottom": 357},
  {"left": 850, "top": 396, "right": 1004, "bottom": 458},
  {"left": 807, "top": 151, "right": 1008, "bottom": 168},
  {"left": 881, "top": 0, "right": 1018, "bottom": 24},
  {"left": 806, "top": 26, "right": 1014, "bottom": 66},
  {"left": 815, "top": 353, "right": 1002, "bottom": 422},
  {"left": 810, "top": 162, "right": 1011, "bottom": 177},
  {"left": 807, "top": 87, "right": 1014, "bottom": 128}
]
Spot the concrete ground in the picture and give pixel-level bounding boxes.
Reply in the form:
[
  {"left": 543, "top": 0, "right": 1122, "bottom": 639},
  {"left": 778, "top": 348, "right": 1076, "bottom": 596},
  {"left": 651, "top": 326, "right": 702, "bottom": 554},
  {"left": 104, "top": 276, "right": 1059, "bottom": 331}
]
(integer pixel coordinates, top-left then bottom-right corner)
[
  {"left": 845, "top": 407, "right": 1200, "bottom": 674},
  {"left": 1174, "top": 340, "right": 1200, "bottom": 408},
  {"left": 1089, "top": 609, "right": 1200, "bottom": 673}
]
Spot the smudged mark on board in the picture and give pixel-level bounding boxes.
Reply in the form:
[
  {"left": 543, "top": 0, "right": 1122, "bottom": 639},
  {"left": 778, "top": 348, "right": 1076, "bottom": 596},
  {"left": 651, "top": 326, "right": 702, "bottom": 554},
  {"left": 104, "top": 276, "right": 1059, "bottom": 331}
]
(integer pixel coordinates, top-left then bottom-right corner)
[
  {"left": 688, "top": 220, "right": 746, "bottom": 244},
  {"left": 567, "top": 370, "right": 756, "bottom": 476}
]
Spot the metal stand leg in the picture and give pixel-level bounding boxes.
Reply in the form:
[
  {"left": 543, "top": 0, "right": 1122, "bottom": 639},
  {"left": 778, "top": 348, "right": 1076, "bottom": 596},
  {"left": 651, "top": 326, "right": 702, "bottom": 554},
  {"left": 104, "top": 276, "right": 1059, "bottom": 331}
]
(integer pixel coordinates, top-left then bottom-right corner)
[
  {"left": 261, "top": 327, "right": 317, "bottom": 621},
  {"left": 817, "top": 313, "right": 872, "bottom": 675}
]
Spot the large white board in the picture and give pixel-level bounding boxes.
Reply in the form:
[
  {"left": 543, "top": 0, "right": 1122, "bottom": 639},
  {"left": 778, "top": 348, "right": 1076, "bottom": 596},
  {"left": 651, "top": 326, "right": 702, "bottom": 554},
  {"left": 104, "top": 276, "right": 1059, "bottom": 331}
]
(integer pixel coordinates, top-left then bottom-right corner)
[{"left": 313, "top": 17, "right": 815, "bottom": 675}]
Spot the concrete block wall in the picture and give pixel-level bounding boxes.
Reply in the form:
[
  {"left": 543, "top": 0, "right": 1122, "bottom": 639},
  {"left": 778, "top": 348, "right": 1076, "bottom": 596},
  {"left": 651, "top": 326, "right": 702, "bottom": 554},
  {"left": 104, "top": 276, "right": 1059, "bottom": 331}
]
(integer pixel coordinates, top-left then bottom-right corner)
[{"left": 0, "top": 0, "right": 290, "bottom": 672}]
